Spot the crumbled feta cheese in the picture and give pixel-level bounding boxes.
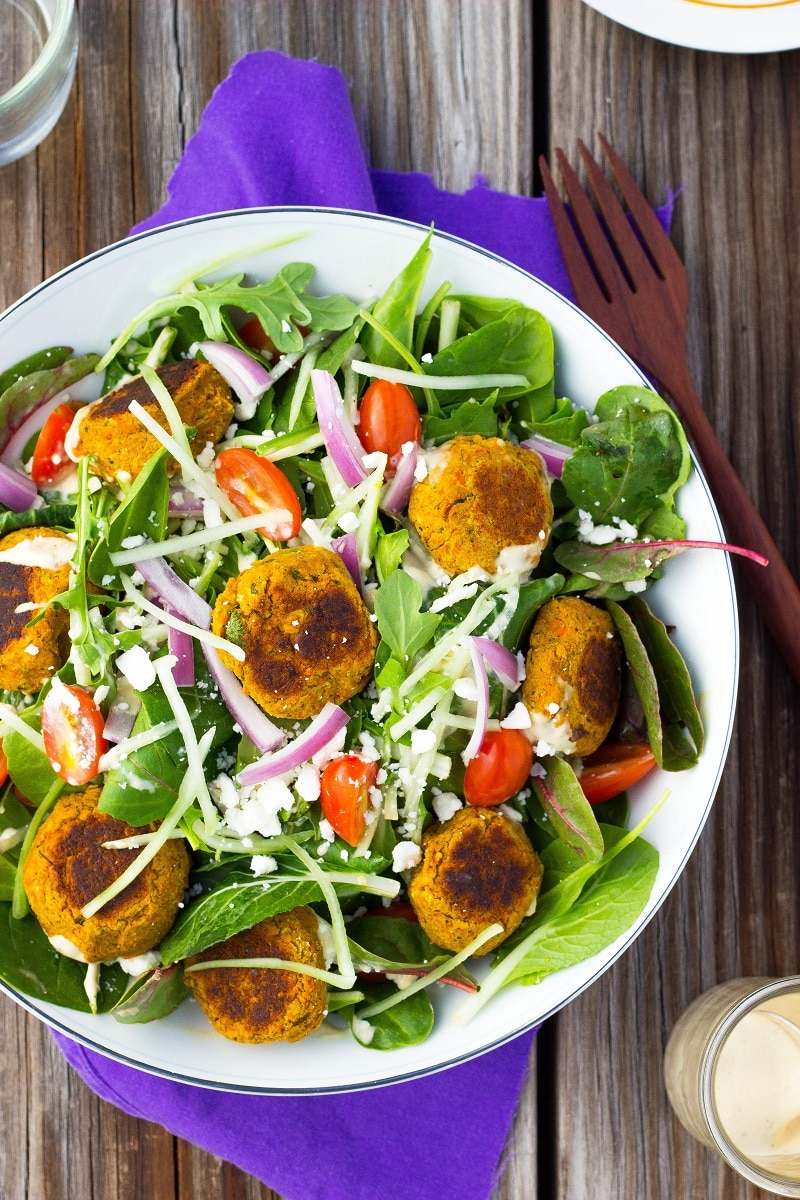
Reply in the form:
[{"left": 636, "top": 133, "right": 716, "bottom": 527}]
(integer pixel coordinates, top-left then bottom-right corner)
[
  {"left": 500, "top": 702, "right": 532, "bottom": 730},
  {"left": 432, "top": 791, "right": 463, "bottom": 822},
  {"left": 202, "top": 498, "right": 224, "bottom": 528},
  {"left": 410, "top": 728, "right": 438, "bottom": 755},
  {"left": 196, "top": 442, "right": 215, "bottom": 469},
  {"left": 120, "top": 534, "right": 145, "bottom": 551},
  {"left": 250, "top": 855, "right": 278, "bottom": 876},
  {"left": 392, "top": 841, "right": 422, "bottom": 873},
  {"left": 337, "top": 510, "right": 359, "bottom": 533},
  {"left": 24, "top": 644, "right": 39, "bottom": 656},
  {"left": 623, "top": 578, "right": 648, "bottom": 593},
  {"left": 294, "top": 762, "right": 321, "bottom": 803},
  {"left": 352, "top": 1017, "right": 375, "bottom": 1044},
  {"left": 318, "top": 817, "right": 336, "bottom": 843},
  {"left": 116, "top": 645, "right": 156, "bottom": 692}
]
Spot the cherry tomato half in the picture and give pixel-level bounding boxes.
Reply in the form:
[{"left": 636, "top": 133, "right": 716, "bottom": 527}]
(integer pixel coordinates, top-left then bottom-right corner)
[
  {"left": 579, "top": 743, "right": 657, "bottom": 806},
  {"left": 238, "top": 317, "right": 308, "bottom": 358},
  {"left": 0, "top": 742, "right": 8, "bottom": 788},
  {"left": 215, "top": 447, "right": 302, "bottom": 541},
  {"left": 320, "top": 754, "right": 379, "bottom": 847},
  {"left": 357, "top": 380, "right": 421, "bottom": 476},
  {"left": 30, "top": 401, "right": 80, "bottom": 487},
  {"left": 41, "top": 682, "right": 108, "bottom": 787},
  {"left": 464, "top": 729, "right": 534, "bottom": 807}
]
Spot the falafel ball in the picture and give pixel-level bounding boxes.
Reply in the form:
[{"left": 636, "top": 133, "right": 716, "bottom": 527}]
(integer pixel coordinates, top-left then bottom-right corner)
[
  {"left": 185, "top": 906, "right": 327, "bottom": 1044},
  {"left": 407, "top": 806, "right": 543, "bottom": 955},
  {"left": 22, "top": 784, "right": 190, "bottom": 963},
  {"left": 407, "top": 434, "right": 553, "bottom": 577},
  {"left": 211, "top": 544, "right": 378, "bottom": 720},
  {"left": 0, "top": 527, "right": 75, "bottom": 692},
  {"left": 68, "top": 359, "right": 233, "bottom": 484},
  {"left": 521, "top": 596, "right": 622, "bottom": 757}
]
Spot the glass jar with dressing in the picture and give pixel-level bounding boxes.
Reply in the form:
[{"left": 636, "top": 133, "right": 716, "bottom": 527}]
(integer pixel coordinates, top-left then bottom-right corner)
[{"left": 664, "top": 976, "right": 800, "bottom": 1196}]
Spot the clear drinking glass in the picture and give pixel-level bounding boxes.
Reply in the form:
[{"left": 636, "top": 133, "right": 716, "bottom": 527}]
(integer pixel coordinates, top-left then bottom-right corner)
[
  {"left": 0, "top": 0, "right": 78, "bottom": 166},
  {"left": 664, "top": 977, "right": 800, "bottom": 1196}
]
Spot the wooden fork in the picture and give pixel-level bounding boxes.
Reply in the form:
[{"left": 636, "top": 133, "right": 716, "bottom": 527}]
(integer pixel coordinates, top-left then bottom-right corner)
[{"left": 540, "top": 133, "right": 800, "bottom": 688}]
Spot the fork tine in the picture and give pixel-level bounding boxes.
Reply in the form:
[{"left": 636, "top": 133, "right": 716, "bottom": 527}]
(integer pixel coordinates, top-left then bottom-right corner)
[
  {"left": 597, "top": 132, "right": 689, "bottom": 309},
  {"left": 552, "top": 147, "right": 632, "bottom": 304},
  {"left": 538, "top": 153, "right": 609, "bottom": 315},
  {"left": 577, "top": 140, "right": 655, "bottom": 291}
]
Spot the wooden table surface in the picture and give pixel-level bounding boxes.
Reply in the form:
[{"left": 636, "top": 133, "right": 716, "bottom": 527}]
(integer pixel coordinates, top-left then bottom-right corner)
[{"left": 2, "top": 2, "right": 799, "bottom": 1197}]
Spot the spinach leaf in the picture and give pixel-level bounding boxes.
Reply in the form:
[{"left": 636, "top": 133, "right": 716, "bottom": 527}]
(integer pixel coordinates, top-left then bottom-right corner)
[
  {"left": 423, "top": 393, "right": 500, "bottom": 443},
  {"left": 428, "top": 301, "right": 553, "bottom": 394},
  {"left": 0, "top": 352, "right": 99, "bottom": 438},
  {"left": 0, "top": 856, "right": 16, "bottom": 903},
  {"left": 521, "top": 393, "right": 590, "bottom": 445},
  {"left": 501, "top": 574, "right": 565, "bottom": 653},
  {"left": 4, "top": 726, "right": 63, "bottom": 805},
  {"left": 607, "top": 599, "right": 702, "bottom": 771},
  {"left": 533, "top": 756, "right": 604, "bottom": 863},
  {"left": 88, "top": 448, "right": 170, "bottom": 589},
  {"left": 349, "top": 982, "right": 434, "bottom": 1050},
  {"left": 347, "top": 914, "right": 475, "bottom": 991},
  {"left": 0, "top": 502, "right": 76, "bottom": 537},
  {"left": 561, "top": 386, "right": 688, "bottom": 528},
  {"left": 100, "top": 650, "right": 235, "bottom": 824},
  {"left": 612, "top": 597, "right": 703, "bottom": 768},
  {"left": 360, "top": 232, "right": 433, "bottom": 368},
  {"left": 374, "top": 569, "right": 441, "bottom": 665},
  {"left": 111, "top": 964, "right": 189, "bottom": 1023},
  {"left": 502, "top": 835, "right": 659, "bottom": 987},
  {"left": 160, "top": 874, "right": 323, "bottom": 965},
  {"left": 0, "top": 903, "right": 127, "bottom": 1012}
]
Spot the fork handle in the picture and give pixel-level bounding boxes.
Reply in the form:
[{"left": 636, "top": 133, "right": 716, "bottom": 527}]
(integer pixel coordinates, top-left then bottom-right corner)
[{"left": 667, "top": 368, "right": 800, "bottom": 687}]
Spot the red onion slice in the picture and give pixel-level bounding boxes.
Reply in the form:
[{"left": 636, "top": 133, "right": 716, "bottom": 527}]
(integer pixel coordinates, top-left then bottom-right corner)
[
  {"left": 134, "top": 557, "right": 212, "bottom": 630},
  {"left": 197, "top": 341, "right": 272, "bottom": 420},
  {"left": 102, "top": 705, "right": 137, "bottom": 745},
  {"left": 311, "top": 370, "right": 367, "bottom": 488},
  {"left": 520, "top": 435, "right": 572, "bottom": 479},
  {"left": 202, "top": 645, "right": 285, "bottom": 754},
  {"left": 168, "top": 626, "right": 195, "bottom": 686},
  {"left": 380, "top": 441, "right": 418, "bottom": 515},
  {"left": 462, "top": 641, "right": 490, "bottom": 764},
  {"left": 238, "top": 702, "right": 349, "bottom": 786},
  {"left": 0, "top": 463, "right": 39, "bottom": 512},
  {"left": 168, "top": 487, "right": 205, "bottom": 517},
  {"left": 331, "top": 531, "right": 363, "bottom": 594},
  {"left": 470, "top": 636, "right": 522, "bottom": 690}
]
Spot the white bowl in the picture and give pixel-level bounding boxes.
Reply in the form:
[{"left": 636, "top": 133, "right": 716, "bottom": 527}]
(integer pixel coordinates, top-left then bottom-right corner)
[{"left": 0, "top": 209, "right": 738, "bottom": 1093}]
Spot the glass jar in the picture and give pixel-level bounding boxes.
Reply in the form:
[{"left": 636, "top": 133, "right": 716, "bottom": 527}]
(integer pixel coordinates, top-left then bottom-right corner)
[
  {"left": 665, "top": 977, "right": 800, "bottom": 1196},
  {"left": 0, "top": 0, "right": 78, "bottom": 165}
]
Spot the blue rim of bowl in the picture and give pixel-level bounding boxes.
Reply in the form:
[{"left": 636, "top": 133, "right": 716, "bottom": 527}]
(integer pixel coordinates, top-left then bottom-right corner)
[{"left": 0, "top": 206, "right": 740, "bottom": 1094}]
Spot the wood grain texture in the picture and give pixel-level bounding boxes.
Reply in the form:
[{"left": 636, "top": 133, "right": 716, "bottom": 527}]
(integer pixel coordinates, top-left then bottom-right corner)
[{"left": 2, "top": 0, "right": 800, "bottom": 1197}]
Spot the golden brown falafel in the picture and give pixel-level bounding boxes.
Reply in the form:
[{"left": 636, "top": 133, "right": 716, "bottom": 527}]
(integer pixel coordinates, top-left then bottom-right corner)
[
  {"left": 0, "top": 527, "right": 75, "bottom": 692},
  {"left": 185, "top": 906, "right": 327, "bottom": 1044},
  {"left": 521, "top": 596, "right": 622, "bottom": 757},
  {"left": 211, "top": 545, "right": 378, "bottom": 720},
  {"left": 68, "top": 359, "right": 233, "bottom": 484},
  {"left": 407, "top": 806, "right": 543, "bottom": 955},
  {"left": 22, "top": 784, "right": 190, "bottom": 963},
  {"left": 407, "top": 435, "right": 553, "bottom": 577}
]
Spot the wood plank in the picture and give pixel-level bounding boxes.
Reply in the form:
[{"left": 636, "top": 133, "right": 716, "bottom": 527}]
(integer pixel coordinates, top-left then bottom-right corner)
[
  {"left": 0, "top": 2, "right": 540, "bottom": 1198},
  {"left": 547, "top": 3, "right": 800, "bottom": 1197}
]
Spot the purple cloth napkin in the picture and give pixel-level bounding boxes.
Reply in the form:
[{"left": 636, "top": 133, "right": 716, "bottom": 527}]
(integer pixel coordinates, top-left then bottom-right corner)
[{"left": 50, "top": 47, "right": 590, "bottom": 1200}]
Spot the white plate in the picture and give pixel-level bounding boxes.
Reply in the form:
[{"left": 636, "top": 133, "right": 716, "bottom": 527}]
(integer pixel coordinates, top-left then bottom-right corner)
[
  {"left": 0, "top": 209, "right": 738, "bottom": 1093},
  {"left": 581, "top": 0, "right": 800, "bottom": 53}
]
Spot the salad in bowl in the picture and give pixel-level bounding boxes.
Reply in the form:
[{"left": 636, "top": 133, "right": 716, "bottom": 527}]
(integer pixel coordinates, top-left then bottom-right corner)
[{"left": 0, "top": 211, "right": 738, "bottom": 1090}]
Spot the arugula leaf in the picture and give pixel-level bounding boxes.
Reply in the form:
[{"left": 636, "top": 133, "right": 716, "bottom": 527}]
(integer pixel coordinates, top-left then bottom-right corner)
[
  {"left": 375, "top": 527, "right": 410, "bottom": 584},
  {"left": 374, "top": 569, "right": 441, "bottom": 665},
  {"left": 88, "top": 448, "right": 170, "bottom": 589},
  {"left": 360, "top": 232, "right": 433, "bottom": 368}
]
